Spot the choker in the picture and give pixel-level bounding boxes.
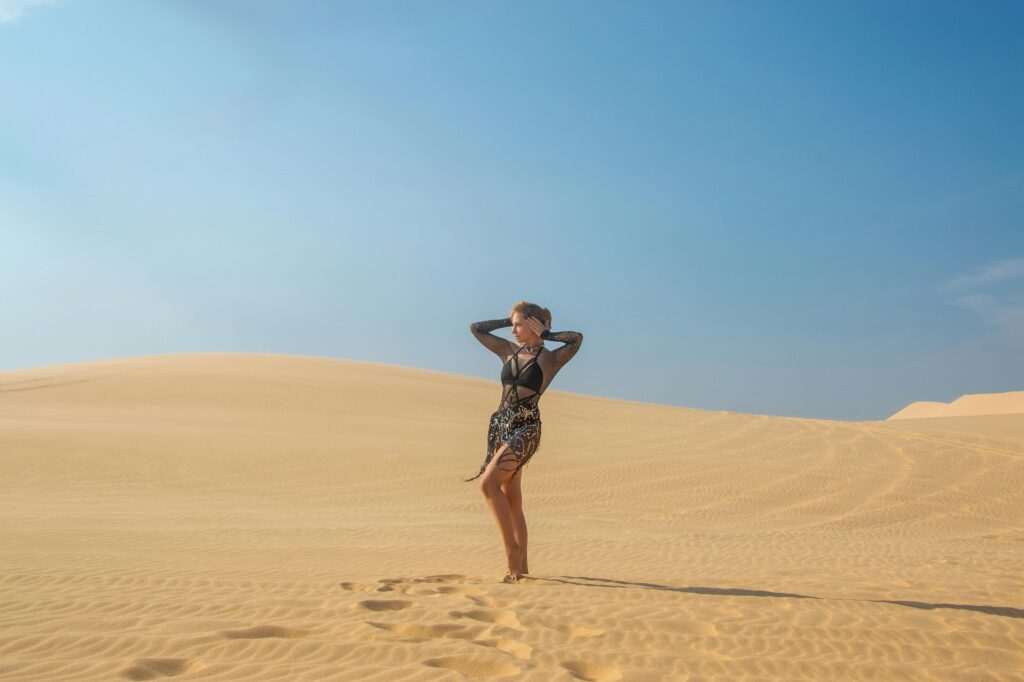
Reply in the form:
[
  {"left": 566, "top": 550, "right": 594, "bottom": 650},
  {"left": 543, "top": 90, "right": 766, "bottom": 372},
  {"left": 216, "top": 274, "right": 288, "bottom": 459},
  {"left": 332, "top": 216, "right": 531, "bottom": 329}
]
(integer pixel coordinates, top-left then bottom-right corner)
[{"left": 521, "top": 342, "right": 544, "bottom": 353}]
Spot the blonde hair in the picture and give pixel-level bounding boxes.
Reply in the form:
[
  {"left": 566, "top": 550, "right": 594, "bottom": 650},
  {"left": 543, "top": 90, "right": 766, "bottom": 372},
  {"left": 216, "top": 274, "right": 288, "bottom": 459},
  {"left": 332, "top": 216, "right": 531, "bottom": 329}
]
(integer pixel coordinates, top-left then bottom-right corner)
[{"left": 509, "top": 300, "right": 551, "bottom": 328}]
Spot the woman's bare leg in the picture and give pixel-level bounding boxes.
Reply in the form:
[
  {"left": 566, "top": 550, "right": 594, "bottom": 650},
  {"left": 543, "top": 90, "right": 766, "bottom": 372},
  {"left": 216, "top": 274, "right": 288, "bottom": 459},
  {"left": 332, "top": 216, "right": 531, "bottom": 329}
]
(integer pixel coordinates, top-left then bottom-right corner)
[
  {"left": 502, "top": 471, "right": 528, "bottom": 574},
  {"left": 479, "top": 443, "right": 524, "bottom": 581}
]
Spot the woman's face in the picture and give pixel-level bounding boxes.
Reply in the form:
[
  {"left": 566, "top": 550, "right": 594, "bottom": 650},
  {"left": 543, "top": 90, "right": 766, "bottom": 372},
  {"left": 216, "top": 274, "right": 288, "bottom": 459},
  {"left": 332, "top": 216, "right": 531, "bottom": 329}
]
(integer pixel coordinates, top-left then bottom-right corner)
[{"left": 511, "top": 311, "right": 544, "bottom": 345}]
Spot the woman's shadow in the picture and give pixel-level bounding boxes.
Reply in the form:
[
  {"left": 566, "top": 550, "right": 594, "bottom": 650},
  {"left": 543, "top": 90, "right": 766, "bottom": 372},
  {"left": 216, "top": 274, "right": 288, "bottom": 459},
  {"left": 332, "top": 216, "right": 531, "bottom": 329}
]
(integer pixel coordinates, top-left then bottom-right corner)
[{"left": 537, "top": 575, "right": 1024, "bottom": 620}]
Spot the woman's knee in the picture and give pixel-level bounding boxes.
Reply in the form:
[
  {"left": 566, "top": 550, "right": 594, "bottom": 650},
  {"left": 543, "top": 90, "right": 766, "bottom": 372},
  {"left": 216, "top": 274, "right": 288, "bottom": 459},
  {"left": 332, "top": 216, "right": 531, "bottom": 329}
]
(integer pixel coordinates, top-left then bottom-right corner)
[
  {"left": 479, "top": 475, "right": 499, "bottom": 495},
  {"left": 502, "top": 479, "right": 523, "bottom": 511},
  {"left": 479, "top": 446, "right": 520, "bottom": 493}
]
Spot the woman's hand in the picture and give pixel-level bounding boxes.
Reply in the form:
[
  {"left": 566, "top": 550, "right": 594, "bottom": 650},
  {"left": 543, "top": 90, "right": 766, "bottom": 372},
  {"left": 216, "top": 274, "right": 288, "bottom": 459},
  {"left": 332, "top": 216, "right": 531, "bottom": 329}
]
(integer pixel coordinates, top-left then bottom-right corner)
[{"left": 525, "top": 315, "right": 550, "bottom": 336}]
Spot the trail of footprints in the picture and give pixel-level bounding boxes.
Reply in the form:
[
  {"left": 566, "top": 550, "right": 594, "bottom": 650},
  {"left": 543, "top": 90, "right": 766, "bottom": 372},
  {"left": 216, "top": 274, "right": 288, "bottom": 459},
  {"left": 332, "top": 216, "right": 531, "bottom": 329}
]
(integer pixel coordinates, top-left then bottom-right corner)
[
  {"left": 341, "top": 574, "right": 619, "bottom": 680},
  {"left": 122, "top": 625, "right": 313, "bottom": 679},
  {"left": 120, "top": 574, "right": 614, "bottom": 680}
]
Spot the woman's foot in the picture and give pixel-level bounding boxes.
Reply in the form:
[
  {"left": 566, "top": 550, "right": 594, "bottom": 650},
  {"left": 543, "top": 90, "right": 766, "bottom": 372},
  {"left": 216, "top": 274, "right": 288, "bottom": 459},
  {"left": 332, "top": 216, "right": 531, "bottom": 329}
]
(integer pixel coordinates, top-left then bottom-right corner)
[{"left": 503, "top": 545, "right": 524, "bottom": 583}]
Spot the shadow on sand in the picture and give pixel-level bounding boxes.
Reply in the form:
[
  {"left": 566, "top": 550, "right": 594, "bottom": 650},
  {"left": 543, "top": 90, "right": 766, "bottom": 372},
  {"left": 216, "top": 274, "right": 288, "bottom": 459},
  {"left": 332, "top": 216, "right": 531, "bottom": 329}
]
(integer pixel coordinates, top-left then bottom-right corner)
[{"left": 538, "top": 575, "right": 1024, "bottom": 620}]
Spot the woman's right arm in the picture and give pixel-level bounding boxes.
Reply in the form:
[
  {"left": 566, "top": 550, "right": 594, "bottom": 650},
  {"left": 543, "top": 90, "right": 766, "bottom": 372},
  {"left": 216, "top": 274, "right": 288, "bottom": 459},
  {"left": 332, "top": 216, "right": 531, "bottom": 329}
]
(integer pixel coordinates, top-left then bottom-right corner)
[{"left": 470, "top": 317, "right": 515, "bottom": 359}]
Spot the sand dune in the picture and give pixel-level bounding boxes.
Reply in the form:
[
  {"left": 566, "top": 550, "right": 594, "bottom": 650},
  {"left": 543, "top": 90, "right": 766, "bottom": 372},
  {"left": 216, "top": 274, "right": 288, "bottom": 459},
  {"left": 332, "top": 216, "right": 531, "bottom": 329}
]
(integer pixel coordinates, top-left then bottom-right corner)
[
  {"left": 882, "top": 413, "right": 1024, "bottom": 443},
  {"left": 1, "top": 353, "right": 1022, "bottom": 680},
  {"left": 888, "top": 390, "right": 1024, "bottom": 420}
]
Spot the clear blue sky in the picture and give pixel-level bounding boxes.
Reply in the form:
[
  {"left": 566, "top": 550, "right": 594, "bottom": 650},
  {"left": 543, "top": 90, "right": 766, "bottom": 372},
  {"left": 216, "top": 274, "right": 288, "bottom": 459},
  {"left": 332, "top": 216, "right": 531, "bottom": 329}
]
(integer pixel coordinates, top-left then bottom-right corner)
[{"left": 2, "top": 0, "right": 1022, "bottom": 420}]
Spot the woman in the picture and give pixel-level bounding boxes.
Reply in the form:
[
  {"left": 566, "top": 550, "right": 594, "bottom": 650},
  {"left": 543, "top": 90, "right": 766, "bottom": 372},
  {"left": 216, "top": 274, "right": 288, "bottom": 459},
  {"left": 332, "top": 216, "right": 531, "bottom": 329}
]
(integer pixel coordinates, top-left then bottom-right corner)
[{"left": 465, "top": 300, "right": 584, "bottom": 583}]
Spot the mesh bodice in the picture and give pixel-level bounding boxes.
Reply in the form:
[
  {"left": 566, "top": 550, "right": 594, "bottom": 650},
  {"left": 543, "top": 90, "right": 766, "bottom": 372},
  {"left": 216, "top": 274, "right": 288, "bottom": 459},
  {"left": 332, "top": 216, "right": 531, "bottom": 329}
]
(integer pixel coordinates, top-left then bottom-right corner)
[
  {"left": 499, "top": 345, "right": 544, "bottom": 410},
  {"left": 469, "top": 317, "right": 584, "bottom": 411}
]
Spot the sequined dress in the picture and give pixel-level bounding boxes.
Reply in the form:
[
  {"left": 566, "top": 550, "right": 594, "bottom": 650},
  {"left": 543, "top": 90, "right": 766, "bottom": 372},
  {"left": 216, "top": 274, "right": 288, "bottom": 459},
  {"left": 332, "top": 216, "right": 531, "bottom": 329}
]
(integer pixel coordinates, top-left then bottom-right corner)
[{"left": 464, "top": 317, "right": 584, "bottom": 482}]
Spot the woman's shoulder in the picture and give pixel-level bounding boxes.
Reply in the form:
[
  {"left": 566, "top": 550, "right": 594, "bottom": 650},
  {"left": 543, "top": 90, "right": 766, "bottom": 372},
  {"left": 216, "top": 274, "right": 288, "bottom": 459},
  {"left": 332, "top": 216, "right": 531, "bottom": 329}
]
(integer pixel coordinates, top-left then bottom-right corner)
[{"left": 538, "top": 347, "right": 557, "bottom": 364}]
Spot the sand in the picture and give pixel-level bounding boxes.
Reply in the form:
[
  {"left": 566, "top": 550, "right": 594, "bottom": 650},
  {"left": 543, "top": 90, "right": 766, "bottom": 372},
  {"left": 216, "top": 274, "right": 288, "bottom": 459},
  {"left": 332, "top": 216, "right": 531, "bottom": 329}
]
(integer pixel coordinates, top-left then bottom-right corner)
[
  {"left": 1, "top": 353, "right": 1021, "bottom": 681},
  {"left": 888, "top": 391, "right": 1024, "bottom": 420}
]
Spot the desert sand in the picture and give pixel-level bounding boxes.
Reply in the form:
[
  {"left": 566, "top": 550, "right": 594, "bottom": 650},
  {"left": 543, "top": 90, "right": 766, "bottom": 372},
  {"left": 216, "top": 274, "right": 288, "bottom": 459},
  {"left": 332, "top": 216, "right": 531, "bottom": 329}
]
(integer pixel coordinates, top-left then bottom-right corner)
[
  {"left": 1, "top": 353, "right": 1021, "bottom": 681},
  {"left": 887, "top": 391, "right": 1024, "bottom": 420}
]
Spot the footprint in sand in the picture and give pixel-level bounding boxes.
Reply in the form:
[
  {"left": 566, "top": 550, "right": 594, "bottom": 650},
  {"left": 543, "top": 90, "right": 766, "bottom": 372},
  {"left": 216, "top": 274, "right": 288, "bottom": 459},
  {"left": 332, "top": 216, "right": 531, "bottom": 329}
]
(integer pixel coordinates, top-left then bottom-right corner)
[
  {"left": 560, "top": 660, "right": 622, "bottom": 682},
  {"left": 449, "top": 608, "right": 524, "bottom": 630},
  {"left": 374, "top": 579, "right": 399, "bottom": 592},
  {"left": 547, "top": 622, "right": 605, "bottom": 638},
  {"left": 433, "top": 584, "right": 485, "bottom": 596},
  {"left": 366, "top": 621, "right": 484, "bottom": 642},
  {"left": 402, "top": 584, "right": 470, "bottom": 597},
  {"left": 356, "top": 598, "right": 416, "bottom": 612},
  {"left": 472, "top": 636, "right": 533, "bottom": 660},
  {"left": 122, "top": 658, "right": 205, "bottom": 680},
  {"left": 423, "top": 655, "right": 521, "bottom": 678},
  {"left": 366, "top": 620, "right": 533, "bottom": 660},
  {"left": 220, "top": 625, "right": 311, "bottom": 639},
  {"left": 378, "top": 574, "right": 469, "bottom": 587},
  {"left": 372, "top": 574, "right": 481, "bottom": 597},
  {"left": 411, "top": 573, "right": 471, "bottom": 583},
  {"left": 339, "top": 581, "right": 378, "bottom": 592},
  {"left": 464, "top": 593, "right": 498, "bottom": 607}
]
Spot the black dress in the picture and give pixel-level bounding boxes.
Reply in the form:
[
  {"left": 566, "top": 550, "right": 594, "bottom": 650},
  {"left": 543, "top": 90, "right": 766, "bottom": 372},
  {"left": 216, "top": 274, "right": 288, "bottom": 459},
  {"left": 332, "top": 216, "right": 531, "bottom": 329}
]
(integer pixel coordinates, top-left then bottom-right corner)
[{"left": 464, "top": 317, "right": 584, "bottom": 482}]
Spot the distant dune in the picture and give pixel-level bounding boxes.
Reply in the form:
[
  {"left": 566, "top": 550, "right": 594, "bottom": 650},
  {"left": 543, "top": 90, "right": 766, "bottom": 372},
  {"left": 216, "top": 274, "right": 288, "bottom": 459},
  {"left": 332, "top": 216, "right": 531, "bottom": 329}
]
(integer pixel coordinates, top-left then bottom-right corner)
[
  {"left": 888, "top": 390, "right": 1024, "bottom": 420},
  {"left": 1, "top": 353, "right": 1022, "bottom": 680}
]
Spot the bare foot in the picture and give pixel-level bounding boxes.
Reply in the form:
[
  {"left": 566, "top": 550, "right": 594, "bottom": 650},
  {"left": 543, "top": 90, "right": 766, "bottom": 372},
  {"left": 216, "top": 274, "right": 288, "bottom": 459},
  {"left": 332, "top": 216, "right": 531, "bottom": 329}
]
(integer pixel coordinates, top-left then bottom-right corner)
[{"left": 503, "top": 546, "right": 523, "bottom": 583}]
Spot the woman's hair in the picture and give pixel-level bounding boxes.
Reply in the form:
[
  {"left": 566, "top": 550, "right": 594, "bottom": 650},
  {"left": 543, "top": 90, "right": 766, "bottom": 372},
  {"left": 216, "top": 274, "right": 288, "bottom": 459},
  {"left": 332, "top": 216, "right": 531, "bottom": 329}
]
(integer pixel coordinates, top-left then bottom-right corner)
[{"left": 509, "top": 300, "right": 551, "bottom": 327}]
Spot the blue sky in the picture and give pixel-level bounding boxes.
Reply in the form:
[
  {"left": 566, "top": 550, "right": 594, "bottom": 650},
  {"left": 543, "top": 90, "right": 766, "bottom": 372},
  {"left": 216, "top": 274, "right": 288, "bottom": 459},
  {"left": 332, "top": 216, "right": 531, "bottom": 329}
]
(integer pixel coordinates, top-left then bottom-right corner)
[{"left": 1, "top": 0, "right": 1022, "bottom": 420}]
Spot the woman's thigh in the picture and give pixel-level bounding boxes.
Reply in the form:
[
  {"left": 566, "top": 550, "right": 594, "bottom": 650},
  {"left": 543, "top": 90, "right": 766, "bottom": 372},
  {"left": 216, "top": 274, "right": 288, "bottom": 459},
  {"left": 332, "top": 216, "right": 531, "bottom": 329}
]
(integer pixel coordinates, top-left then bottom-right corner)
[
  {"left": 482, "top": 423, "right": 540, "bottom": 489},
  {"left": 480, "top": 441, "right": 522, "bottom": 488},
  {"left": 501, "top": 465, "right": 523, "bottom": 509}
]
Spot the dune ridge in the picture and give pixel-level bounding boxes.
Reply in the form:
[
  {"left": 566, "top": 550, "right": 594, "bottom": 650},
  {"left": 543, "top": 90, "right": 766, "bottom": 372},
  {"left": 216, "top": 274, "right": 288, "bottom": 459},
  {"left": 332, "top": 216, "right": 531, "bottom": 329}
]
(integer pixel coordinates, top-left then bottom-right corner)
[
  {"left": 888, "top": 390, "right": 1024, "bottom": 420},
  {"left": 1, "top": 353, "right": 1021, "bottom": 680}
]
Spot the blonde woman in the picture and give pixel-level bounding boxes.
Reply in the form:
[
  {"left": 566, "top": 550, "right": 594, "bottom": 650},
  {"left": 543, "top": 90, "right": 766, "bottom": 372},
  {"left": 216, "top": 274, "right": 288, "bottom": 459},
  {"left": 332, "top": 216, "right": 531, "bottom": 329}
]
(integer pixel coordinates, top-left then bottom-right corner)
[{"left": 466, "top": 301, "right": 584, "bottom": 583}]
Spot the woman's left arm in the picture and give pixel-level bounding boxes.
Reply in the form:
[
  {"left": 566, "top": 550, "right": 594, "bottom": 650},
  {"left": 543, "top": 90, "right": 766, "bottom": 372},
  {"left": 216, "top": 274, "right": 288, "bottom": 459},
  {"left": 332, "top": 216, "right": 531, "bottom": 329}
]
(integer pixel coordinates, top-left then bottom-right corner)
[{"left": 541, "top": 328, "right": 584, "bottom": 368}]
